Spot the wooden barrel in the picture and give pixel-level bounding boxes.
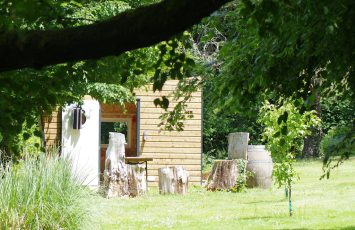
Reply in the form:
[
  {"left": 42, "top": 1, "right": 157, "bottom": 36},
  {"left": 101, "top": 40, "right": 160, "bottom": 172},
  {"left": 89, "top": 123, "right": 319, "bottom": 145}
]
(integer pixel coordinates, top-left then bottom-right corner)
[{"left": 246, "top": 145, "right": 273, "bottom": 189}]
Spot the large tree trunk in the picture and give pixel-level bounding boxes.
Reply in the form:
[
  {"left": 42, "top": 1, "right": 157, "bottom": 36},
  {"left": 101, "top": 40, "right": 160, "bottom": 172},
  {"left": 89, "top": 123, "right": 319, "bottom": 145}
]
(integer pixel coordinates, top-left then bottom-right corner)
[
  {"left": 0, "top": 0, "right": 231, "bottom": 72},
  {"left": 206, "top": 160, "right": 236, "bottom": 191},
  {"left": 158, "top": 166, "right": 189, "bottom": 195}
]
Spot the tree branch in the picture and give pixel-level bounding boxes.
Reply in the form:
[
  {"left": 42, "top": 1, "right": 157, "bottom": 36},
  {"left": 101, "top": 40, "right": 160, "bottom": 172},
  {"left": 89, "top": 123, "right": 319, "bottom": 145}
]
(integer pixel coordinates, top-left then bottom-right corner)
[{"left": 0, "top": 0, "right": 231, "bottom": 72}]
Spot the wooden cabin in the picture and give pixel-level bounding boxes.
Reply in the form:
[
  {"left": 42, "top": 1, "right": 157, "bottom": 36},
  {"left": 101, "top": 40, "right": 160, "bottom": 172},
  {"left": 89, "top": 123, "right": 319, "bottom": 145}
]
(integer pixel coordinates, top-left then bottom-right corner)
[{"left": 42, "top": 80, "right": 202, "bottom": 187}]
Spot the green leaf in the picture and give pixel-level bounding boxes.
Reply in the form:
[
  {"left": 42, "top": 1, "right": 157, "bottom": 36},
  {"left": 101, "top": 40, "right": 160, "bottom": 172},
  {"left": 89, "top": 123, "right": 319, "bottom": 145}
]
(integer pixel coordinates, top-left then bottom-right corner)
[
  {"left": 34, "top": 130, "right": 42, "bottom": 137},
  {"left": 153, "top": 96, "right": 169, "bottom": 109},
  {"left": 161, "top": 96, "right": 170, "bottom": 109},
  {"left": 153, "top": 98, "right": 160, "bottom": 107},
  {"left": 280, "top": 138, "right": 286, "bottom": 146},
  {"left": 278, "top": 111, "right": 288, "bottom": 124},
  {"left": 281, "top": 125, "right": 288, "bottom": 135},
  {"left": 273, "top": 131, "right": 280, "bottom": 137},
  {"left": 23, "top": 132, "right": 31, "bottom": 140}
]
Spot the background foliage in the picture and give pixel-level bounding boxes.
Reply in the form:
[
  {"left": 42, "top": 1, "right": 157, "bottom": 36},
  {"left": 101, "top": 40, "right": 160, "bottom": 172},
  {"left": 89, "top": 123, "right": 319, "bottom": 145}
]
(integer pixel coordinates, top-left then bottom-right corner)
[
  {"left": 191, "top": 0, "right": 354, "bottom": 168},
  {"left": 0, "top": 0, "right": 195, "bottom": 157},
  {"left": 0, "top": 0, "right": 353, "bottom": 168}
]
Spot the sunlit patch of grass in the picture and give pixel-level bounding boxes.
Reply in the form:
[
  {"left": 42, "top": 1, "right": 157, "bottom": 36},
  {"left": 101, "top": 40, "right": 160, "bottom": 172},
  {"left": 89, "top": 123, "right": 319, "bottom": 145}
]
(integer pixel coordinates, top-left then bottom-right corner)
[{"left": 86, "top": 158, "right": 355, "bottom": 229}]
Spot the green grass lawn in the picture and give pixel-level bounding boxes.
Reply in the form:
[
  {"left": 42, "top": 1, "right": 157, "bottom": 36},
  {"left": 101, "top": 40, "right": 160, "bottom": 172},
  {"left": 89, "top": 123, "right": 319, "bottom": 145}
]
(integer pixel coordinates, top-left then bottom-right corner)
[{"left": 83, "top": 158, "right": 355, "bottom": 229}]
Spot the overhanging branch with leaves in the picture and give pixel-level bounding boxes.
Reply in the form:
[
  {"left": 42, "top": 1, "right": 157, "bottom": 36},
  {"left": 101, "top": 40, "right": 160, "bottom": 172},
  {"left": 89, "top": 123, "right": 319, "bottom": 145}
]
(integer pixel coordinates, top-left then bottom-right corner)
[{"left": 0, "top": 0, "right": 231, "bottom": 72}]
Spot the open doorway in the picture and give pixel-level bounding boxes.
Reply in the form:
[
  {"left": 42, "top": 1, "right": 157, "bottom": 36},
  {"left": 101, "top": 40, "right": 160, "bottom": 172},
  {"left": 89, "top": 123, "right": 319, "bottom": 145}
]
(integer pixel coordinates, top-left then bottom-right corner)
[{"left": 99, "top": 102, "right": 138, "bottom": 177}]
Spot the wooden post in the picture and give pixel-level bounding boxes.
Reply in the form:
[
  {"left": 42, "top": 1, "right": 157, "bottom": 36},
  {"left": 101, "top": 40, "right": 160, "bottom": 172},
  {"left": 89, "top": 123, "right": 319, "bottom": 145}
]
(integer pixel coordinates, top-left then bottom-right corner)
[
  {"left": 158, "top": 166, "right": 189, "bottom": 195},
  {"left": 206, "top": 160, "right": 236, "bottom": 191},
  {"left": 228, "top": 132, "right": 249, "bottom": 160}
]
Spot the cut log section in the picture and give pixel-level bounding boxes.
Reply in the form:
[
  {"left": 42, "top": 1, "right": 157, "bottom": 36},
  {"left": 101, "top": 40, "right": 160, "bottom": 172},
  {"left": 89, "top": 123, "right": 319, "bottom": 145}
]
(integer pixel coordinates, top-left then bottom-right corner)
[
  {"left": 228, "top": 132, "right": 249, "bottom": 160},
  {"left": 158, "top": 166, "right": 189, "bottom": 195},
  {"left": 104, "top": 132, "right": 129, "bottom": 198},
  {"left": 206, "top": 160, "right": 236, "bottom": 191},
  {"left": 104, "top": 161, "right": 129, "bottom": 198},
  {"left": 127, "top": 164, "right": 146, "bottom": 197},
  {"left": 175, "top": 166, "right": 189, "bottom": 195},
  {"left": 104, "top": 132, "right": 147, "bottom": 198}
]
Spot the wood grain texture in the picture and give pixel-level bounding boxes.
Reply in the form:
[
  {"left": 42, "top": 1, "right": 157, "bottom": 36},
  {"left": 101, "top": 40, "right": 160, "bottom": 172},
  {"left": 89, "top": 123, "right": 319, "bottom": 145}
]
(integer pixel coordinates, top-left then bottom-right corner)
[
  {"left": 42, "top": 109, "right": 62, "bottom": 148},
  {"left": 43, "top": 80, "right": 202, "bottom": 187},
  {"left": 135, "top": 80, "right": 202, "bottom": 186}
]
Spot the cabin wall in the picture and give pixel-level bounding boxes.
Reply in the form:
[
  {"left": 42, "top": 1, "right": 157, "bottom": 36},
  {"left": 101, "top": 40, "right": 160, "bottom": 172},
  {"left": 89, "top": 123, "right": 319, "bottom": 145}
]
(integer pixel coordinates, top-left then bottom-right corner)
[
  {"left": 42, "top": 80, "right": 202, "bottom": 187},
  {"left": 42, "top": 108, "right": 62, "bottom": 150},
  {"left": 135, "top": 80, "right": 202, "bottom": 186}
]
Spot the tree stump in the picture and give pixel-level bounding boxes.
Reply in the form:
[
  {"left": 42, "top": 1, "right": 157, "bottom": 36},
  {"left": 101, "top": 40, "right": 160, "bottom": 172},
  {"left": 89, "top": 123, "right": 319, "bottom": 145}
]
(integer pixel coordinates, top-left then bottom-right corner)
[
  {"left": 104, "top": 132, "right": 129, "bottom": 198},
  {"left": 104, "top": 161, "right": 128, "bottom": 198},
  {"left": 206, "top": 160, "right": 236, "bottom": 191},
  {"left": 158, "top": 166, "right": 189, "bottom": 195},
  {"left": 127, "top": 164, "right": 146, "bottom": 197},
  {"left": 175, "top": 166, "right": 189, "bottom": 195},
  {"left": 104, "top": 132, "right": 147, "bottom": 198},
  {"left": 228, "top": 132, "right": 249, "bottom": 160}
]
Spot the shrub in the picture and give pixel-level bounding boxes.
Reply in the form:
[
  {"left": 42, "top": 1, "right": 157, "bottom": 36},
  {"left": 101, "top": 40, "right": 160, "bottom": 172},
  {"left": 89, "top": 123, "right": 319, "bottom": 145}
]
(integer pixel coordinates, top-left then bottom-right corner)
[
  {"left": 0, "top": 152, "right": 91, "bottom": 229},
  {"left": 232, "top": 159, "right": 248, "bottom": 193}
]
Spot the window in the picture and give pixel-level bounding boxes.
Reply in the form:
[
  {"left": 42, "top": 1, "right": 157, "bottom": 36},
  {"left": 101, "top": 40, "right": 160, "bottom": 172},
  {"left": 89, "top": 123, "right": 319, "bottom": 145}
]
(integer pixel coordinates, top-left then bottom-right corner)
[{"left": 100, "top": 118, "right": 132, "bottom": 147}]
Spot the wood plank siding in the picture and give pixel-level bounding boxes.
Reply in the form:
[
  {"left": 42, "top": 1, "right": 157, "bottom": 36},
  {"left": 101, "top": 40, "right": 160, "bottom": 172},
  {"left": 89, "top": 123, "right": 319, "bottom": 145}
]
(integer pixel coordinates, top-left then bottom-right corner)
[
  {"left": 42, "top": 109, "right": 62, "bottom": 148},
  {"left": 135, "top": 80, "right": 202, "bottom": 186},
  {"left": 42, "top": 80, "right": 202, "bottom": 187}
]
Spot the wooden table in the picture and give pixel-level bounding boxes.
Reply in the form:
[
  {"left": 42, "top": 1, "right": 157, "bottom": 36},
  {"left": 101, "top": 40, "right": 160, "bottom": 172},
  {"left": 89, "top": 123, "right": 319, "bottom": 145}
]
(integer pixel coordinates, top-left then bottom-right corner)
[{"left": 125, "top": 157, "right": 153, "bottom": 186}]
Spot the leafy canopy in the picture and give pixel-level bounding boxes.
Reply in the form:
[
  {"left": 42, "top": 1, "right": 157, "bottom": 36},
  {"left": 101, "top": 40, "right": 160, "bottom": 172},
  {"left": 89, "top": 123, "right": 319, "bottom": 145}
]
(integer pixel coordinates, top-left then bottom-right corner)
[
  {"left": 0, "top": 0, "right": 195, "bottom": 155},
  {"left": 192, "top": 0, "right": 354, "bottom": 168}
]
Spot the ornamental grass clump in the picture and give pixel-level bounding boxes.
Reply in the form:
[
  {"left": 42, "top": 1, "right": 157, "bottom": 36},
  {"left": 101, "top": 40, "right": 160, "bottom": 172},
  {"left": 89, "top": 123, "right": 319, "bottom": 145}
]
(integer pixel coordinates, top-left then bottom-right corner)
[{"left": 0, "top": 151, "right": 90, "bottom": 229}]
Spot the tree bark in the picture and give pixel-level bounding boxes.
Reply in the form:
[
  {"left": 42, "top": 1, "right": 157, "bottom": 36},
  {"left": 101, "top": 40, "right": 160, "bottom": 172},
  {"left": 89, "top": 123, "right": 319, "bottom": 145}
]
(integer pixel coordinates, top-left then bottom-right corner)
[
  {"left": 0, "top": 0, "right": 231, "bottom": 72},
  {"left": 206, "top": 160, "right": 236, "bottom": 191},
  {"left": 158, "top": 166, "right": 189, "bottom": 195},
  {"left": 104, "top": 132, "right": 129, "bottom": 198},
  {"left": 127, "top": 164, "right": 146, "bottom": 197},
  {"left": 175, "top": 166, "right": 189, "bottom": 195},
  {"left": 104, "top": 132, "right": 148, "bottom": 198}
]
